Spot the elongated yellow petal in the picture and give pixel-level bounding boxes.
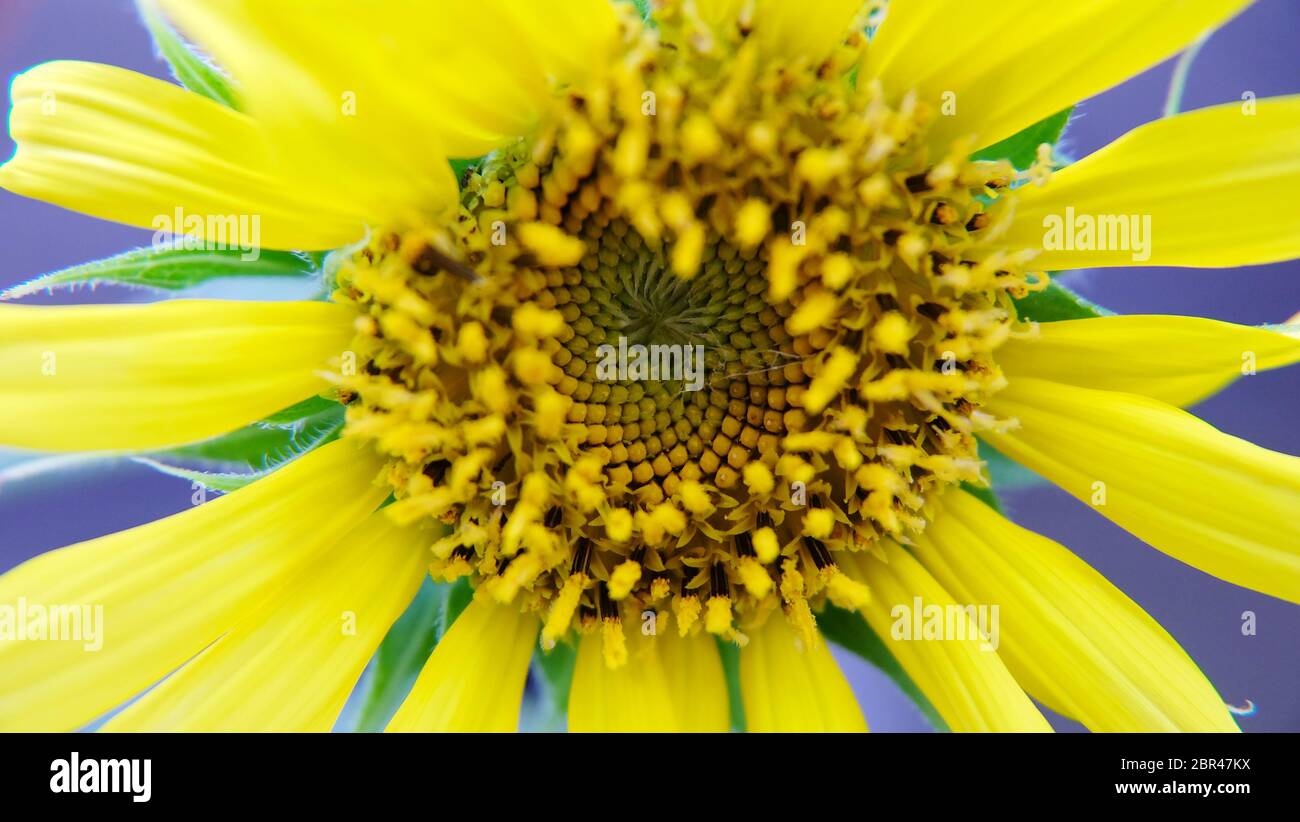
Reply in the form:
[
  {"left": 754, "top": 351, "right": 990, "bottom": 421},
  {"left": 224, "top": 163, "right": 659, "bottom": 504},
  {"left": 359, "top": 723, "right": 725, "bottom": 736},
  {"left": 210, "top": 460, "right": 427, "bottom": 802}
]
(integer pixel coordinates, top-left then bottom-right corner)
[
  {"left": 983, "top": 378, "right": 1300, "bottom": 602},
  {"left": 0, "top": 299, "right": 354, "bottom": 452},
  {"left": 150, "top": 0, "right": 462, "bottom": 224},
  {"left": 916, "top": 489, "right": 1237, "bottom": 731},
  {"left": 569, "top": 629, "right": 677, "bottom": 732},
  {"left": 740, "top": 615, "right": 866, "bottom": 732},
  {"left": 0, "top": 439, "right": 386, "bottom": 731},
  {"left": 0, "top": 61, "right": 369, "bottom": 250},
  {"left": 103, "top": 513, "right": 428, "bottom": 731},
  {"left": 386, "top": 598, "right": 536, "bottom": 732},
  {"left": 998, "top": 315, "right": 1300, "bottom": 407},
  {"left": 156, "top": 0, "right": 616, "bottom": 161},
  {"left": 658, "top": 630, "right": 731, "bottom": 731},
  {"left": 865, "top": 0, "right": 1249, "bottom": 152},
  {"left": 1001, "top": 96, "right": 1300, "bottom": 269},
  {"left": 569, "top": 626, "right": 729, "bottom": 732},
  {"left": 843, "top": 543, "right": 1050, "bottom": 732}
]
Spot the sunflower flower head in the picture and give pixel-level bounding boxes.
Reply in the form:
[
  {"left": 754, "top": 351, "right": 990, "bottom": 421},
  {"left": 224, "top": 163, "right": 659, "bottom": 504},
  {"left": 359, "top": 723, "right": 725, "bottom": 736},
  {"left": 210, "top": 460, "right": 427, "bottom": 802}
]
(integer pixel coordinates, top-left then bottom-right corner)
[
  {"left": 3, "top": 0, "right": 1297, "bottom": 735},
  {"left": 335, "top": 3, "right": 1037, "bottom": 663}
]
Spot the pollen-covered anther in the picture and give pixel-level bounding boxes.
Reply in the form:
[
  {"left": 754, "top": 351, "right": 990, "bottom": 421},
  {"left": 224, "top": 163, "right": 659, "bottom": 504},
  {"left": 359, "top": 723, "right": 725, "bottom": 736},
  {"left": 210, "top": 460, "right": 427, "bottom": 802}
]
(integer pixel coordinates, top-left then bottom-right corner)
[{"left": 335, "top": 6, "right": 1029, "bottom": 659}]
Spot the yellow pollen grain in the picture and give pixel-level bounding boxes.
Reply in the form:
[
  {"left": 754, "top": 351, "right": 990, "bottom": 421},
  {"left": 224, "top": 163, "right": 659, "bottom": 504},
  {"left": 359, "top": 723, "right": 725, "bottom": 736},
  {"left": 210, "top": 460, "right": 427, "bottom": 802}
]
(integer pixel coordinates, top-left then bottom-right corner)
[
  {"left": 795, "top": 148, "right": 850, "bottom": 188},
  {"left": 517, "top": 222, "right": 586, "bottom": 266},
  {"left": 821, "top": 253, "right": 854, "bottom": 289},
  {"left": 803, "top": 347, "right": 857, "bottom": 414},
  {"left": 602, "top": 618, "right": 628, "bottom": 668},
  {"left": 705, "top": 595, "right": 733, "bottom": 635},
  {"left": 753, "top": 527, "right": 780, "bottom": 564},
  {"left": 457, "top": 321, "right": 489, "bottom": 362},
  {"left": 804, "top": 508, "right": 834, "bottom": 539},
  {"left": 674, "top": 594, "right": 702, "bottom": 637},
  {"left": 826, "top": 569, "right": 872, "bottom": 611},
  {"left": 678, "top": 480, "right": 714, "bottom": 516},
  {"left": 543, "top": 574, "right": 585, "bottom": 643},
  {"left": 608, "top": 559, "right": 642, "bottom": 600},
  {"left": 650, "top": 578, "right": 671, "bottom": 602},
  {"left": 871, "top": 311, "right": 913, "bottom": 355},
  {"left": 786, "top": 290, "right": 838, "bottom": 335},
  {"left": 513, "top": 303, "right": 566, "bottom": 338},
  {"left": 742, "top": 461, "right": 775, "bottom": 496},
  {"left": 533, "top": 387, "right": 571, "bottom": 439},
  {"left": 738, "top": 557, "right": 774, "bottom": 598},
  {"left": 780, "top": 560, "right": 818, "bottom": 648},
  {"left": 734, "top": 199, "right": 771, "bottom": 247},
  {"left": 681, "top": 113, "right": 723, "bottom": 163},
  {"left": 605, "top": 507, "right": 634, "bottom": 542},
  {"left": 513, "top": 348, "right": 554, "bottom": 385}
]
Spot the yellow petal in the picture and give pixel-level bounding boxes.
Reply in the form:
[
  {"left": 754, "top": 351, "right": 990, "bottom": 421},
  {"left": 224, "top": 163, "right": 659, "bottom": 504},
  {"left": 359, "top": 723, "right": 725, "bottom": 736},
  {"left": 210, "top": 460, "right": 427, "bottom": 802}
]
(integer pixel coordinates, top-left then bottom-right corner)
[
  {"left": 150, "top": 0, "right": 463, "bottom": 223},
  {"left": 998, "top": 315, "right": 1300, "bottom": 407},
  {"left": 569, "top": 624, "right": 729, "bottom": 732},
  {"left": 983, "top": 377, "right": 1300, "bottom": 603},
  {"left": 1001, "top": 96, "right": 1300, "bottom": 269},
  {"left": 485, "top": 0, "right": 620, "bottom": 90},
  {"left": 156, "top": 0, "right": 615, "bottom": 161},
  {"left": 844, "top": 543, "right": 1051, "bottom": 732},
  {"left": 0, "top": 299, "right": 354, "bottom": 452},
  {"left": 740, "top": 615, "right": 867, "bottom": 732},
  {"left": 386, "top": 598, "right": 536, "bottom": 732},
  {"left": 754, "top": 0, "right": 864, "bottom": 63},
  {"left": 916, "top": 489, "right": 1237, "bottom": 731},
  {"left": 103, "top": 513, "right": 428, "bottom": 731},
  {"left": 0, "top": 61, "right": 369, "bottom": 250},
  {"left": 865, "top": 0, "right": 1249, "bottom": 151},
  {"left": 0, "top": 439, "right": 386, "bottom": 731},
  {"left": 659, "top": 630, "right": 731, "bottom": 731}
]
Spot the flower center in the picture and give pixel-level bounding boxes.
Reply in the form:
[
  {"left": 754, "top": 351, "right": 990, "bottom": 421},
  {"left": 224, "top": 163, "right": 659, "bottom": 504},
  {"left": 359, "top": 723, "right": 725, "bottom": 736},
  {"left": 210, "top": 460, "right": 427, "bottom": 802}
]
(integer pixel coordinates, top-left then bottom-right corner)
[{"left": 333, "top": 7, "right": 1039, "bottom": 665}]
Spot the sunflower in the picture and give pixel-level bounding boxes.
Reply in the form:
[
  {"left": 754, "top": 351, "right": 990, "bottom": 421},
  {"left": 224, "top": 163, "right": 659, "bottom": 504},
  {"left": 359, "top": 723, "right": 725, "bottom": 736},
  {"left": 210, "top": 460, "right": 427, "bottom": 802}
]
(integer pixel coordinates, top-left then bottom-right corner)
[{"left": 1, "top": 0, "right": 1297, "bottom": 733}]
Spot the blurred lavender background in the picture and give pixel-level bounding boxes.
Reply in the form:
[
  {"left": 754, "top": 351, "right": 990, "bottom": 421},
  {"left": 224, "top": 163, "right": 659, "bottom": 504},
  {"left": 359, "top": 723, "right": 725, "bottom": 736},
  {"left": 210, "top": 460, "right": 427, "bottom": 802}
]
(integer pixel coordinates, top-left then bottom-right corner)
[{"left": 1, "top": 0, "right": 1296, "bottom": 731}]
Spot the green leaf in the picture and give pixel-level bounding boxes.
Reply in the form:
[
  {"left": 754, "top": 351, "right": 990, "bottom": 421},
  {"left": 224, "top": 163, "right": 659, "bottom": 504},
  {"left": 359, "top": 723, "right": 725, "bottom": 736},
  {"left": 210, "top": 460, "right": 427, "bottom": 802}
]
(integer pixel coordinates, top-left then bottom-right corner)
[
  {"left": 137, "top": 0, "right": 238, "bottom": 109},
  {"left": 349, "top": 577, "right": 446, "bottom": 732},
  {"left": 154, "top": 402, "right": 345, "bottom": 469},
  {"left": 1011, "top": 280, "right": 1109, "bottom": 323},
  {"left": 260, "top": 395, "right": 341, "bottom": 426},
  {"left": 135, "top": 399, "right": 345, "bottom": 490},
  {"left": 131, "top": 458, "right": 270, "bottom": 493},
  {"left": 959, "top": 480, "right": 1003, "bottom": 513},
  {"left": 816, "top": 604, "right": 949, "bottom": 731},
  {"left": 716, "top": 638, "right": 747, "bottom": 732},
  {"left": 1, "top": 246, "right": 319, "bottom": 301},
  {"left": 972, "top": 107, "right": 1073, "bottom": 169},
  {"left": 449, "top": 157, "right": 481, "bottom": 188},
  {"left": 442, "top": 578, "right": 475, "bottom": 629}
]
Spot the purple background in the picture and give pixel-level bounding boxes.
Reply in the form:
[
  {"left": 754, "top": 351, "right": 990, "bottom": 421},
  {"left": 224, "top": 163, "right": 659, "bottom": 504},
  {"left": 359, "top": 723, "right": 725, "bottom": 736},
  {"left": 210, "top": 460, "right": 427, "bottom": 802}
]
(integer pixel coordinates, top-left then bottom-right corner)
[{"left": 1, "top": 0, "right": 1296, "bottom": 732}]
